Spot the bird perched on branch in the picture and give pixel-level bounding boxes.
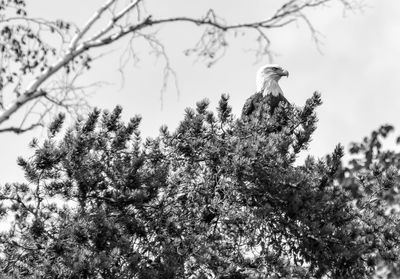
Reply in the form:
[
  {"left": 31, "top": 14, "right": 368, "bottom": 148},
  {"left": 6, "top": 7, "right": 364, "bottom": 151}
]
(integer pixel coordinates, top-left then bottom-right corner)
[{"left": 242, "top": 64, "right": 289, "bottom": 119}]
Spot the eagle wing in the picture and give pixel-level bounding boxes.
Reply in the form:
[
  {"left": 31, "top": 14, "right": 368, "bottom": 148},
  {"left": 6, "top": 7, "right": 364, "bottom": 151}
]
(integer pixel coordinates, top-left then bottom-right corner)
[
  {"left": 264, "top": 92, "right": 289, "bottom": 115},
  {"left": 241, "top": 92, "right": 263, "bottom": 117}
]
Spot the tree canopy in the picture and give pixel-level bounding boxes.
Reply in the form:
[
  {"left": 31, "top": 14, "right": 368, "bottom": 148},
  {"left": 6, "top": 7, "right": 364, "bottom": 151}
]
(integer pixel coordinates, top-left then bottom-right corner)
[{"left": 1, "top": 93, "right": 399, "bottom": 278}]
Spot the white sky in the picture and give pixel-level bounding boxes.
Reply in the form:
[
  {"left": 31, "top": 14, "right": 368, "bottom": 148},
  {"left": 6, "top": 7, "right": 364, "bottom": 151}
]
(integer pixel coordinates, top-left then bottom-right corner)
[{"left": 1, "top": 0, "right": 400, "bottom": 183}]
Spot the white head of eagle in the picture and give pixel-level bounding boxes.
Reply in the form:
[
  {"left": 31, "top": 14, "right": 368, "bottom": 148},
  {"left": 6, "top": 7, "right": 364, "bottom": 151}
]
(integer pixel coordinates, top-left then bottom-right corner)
[{"left": 256, "top": 64, "right": 289, "bottom": 96}]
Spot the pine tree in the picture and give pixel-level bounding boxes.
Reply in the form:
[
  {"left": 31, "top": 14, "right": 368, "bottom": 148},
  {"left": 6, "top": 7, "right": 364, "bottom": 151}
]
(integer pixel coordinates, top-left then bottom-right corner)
[
  {"left": 0, "top": 94, "right": 398, "bottom": 278},
  {"left": 338, "top": 125, "right": 400, "bottom": 278}
]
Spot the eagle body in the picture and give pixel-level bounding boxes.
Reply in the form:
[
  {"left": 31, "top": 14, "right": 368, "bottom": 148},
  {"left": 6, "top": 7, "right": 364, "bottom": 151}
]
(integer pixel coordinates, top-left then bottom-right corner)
[
  {"left": 241, "top": 92, "right": 263, "bottom": 117},
  {"left": 242, "top": 64, "right": 289, "bottom": 119}
]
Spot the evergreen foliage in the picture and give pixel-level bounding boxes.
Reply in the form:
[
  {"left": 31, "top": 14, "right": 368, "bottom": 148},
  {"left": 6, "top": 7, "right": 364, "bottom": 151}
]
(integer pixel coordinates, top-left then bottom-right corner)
[{"left": 0, "top": 94, "right": 398, "bottom": 278}]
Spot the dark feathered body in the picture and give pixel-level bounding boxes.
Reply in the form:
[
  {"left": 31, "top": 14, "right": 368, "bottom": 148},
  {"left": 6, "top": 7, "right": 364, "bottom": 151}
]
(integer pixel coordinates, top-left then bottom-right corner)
[
  {"left": 242, "top": 92, "right": 263, "bottom": 117},
  {"left": 242, "top": 92, "right": 288, "bottom": 120}
]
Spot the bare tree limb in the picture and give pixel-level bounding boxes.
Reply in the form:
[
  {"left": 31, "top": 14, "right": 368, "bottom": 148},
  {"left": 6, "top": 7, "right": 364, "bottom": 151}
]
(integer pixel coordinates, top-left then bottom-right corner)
[
  {"left": 68, "top": 0, "right": 116, "bottom": 51},
  {"left": 0, "top": 123, "right": 43, "bottom": 134}
]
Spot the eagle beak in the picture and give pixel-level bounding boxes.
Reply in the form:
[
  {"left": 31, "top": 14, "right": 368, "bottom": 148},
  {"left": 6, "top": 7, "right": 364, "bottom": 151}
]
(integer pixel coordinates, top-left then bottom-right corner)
[{"left": 281, "top": 69, "right": 289, "bottom": 77}]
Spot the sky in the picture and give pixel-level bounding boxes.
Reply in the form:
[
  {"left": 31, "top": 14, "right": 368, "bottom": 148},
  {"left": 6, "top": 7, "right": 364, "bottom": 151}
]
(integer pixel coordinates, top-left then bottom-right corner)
[{"left": 1, "top": 0, "right": 400, "bottom": 183}]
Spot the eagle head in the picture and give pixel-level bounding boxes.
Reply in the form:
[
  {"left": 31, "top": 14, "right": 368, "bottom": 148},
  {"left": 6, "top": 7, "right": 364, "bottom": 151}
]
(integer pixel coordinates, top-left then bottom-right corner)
[{"left": 256, "top": 64, "right": 289, "bottom": 94}]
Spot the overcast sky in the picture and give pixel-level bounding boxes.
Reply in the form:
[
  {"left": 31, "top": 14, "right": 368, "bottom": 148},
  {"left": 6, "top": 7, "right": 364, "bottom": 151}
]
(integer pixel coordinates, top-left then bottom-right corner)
[{"left": 1, "top": 0, "right": 400, "bottom": 183}]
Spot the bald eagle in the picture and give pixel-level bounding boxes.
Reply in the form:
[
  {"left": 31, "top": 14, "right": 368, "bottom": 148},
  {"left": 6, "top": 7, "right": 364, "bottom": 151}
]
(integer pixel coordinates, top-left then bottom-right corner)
[{"left": 242, "top": 64, "right": 289, "bottom": 119}]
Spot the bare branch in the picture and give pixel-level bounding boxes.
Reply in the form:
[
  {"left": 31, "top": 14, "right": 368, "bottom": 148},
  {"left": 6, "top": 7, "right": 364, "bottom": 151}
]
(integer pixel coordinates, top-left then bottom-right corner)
[
  {"left": 137, "top": 32, "right": 180, "bottom": 108},
  {"left": 0, "top": 123, "right": 43, "bottom": 134},
  {"left": 68, "top": 0, "right": 116, "bottom": 51}
]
